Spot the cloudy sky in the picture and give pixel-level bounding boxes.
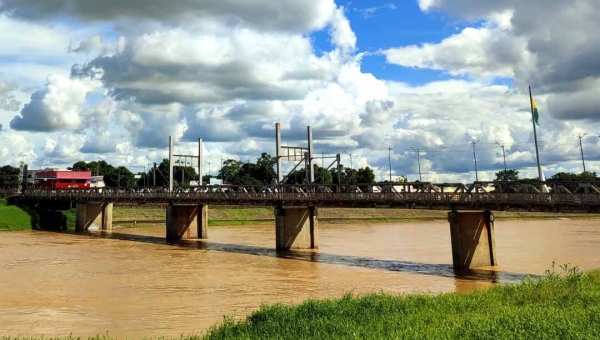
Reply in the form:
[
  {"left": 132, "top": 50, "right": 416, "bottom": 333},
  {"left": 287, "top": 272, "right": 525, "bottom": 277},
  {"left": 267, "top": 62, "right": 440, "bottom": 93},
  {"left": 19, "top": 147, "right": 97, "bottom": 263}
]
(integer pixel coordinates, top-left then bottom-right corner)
[{"left": 1, "top": 0, "right": 599, "bottom": 182}]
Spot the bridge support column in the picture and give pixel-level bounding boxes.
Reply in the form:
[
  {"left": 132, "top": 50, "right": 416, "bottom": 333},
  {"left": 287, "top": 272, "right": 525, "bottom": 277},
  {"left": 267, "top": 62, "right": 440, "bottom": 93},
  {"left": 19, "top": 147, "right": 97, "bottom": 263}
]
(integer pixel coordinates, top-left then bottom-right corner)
[
  {"left": 75, "top": 202, "right": 113, "bottom": 232},
  {"left": 166, "top": 204, "right": 208, "bottom": 240},
  {"left": 448, "top": 210, "right": 497, "bottom": 269},
  {"left": 275, "top": 206, "right": 318, "bottom": 250}
]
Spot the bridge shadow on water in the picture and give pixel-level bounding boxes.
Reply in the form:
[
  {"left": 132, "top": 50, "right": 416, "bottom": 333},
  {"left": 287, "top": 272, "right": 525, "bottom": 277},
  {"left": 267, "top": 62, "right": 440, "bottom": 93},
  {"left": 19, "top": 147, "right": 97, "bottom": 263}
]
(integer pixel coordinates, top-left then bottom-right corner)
[{"left": 80, "top": 231, "right": 539, "bottom": 284}]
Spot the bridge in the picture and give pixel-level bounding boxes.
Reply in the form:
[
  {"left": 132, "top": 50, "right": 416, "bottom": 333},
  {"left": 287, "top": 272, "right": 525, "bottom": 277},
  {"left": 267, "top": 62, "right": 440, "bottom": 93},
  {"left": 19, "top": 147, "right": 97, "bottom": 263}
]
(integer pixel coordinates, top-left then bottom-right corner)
[
  {"left": 8, "top": 123, "right": 600, "bottom": 271},
  {"left": 10, "top": 180, "right": 600, "bottom": 272}
]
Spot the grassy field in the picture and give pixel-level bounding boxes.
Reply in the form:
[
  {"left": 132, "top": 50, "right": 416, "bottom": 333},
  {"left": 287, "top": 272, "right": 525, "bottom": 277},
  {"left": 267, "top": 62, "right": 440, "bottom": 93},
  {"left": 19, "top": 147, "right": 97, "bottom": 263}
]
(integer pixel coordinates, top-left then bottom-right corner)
[
  {"left": 0, "top": 199, "right": 32, "bottom": 231},
  {"left": 111, "top": 204, "right": 600, "bottom": 227}
]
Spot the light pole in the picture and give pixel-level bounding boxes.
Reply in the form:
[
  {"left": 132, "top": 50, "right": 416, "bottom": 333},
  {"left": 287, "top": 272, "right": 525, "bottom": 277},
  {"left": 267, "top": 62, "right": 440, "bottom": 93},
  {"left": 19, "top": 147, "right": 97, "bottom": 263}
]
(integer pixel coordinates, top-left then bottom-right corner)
[
  {"left": 495, "top": 142, "right": 507, "bottom": 175},
  {"left": 388, "top": 146, "right": 394, "bottom": 182},
  {"left": 579, "top": 133, "right": 587, "bottom": 173},
  {"left": 205, "top": 161, "right": 211, "bottom": 181},
  {"left": 220, "top": 158, "right": 224, "bottom": 182},
  {"left": 471, "top": 140, "right": 480, "bottom": 182},
  {"left": 410, "top": 147, "right": 422, "bottom": 182},
  {"left": 345, "top": 152, "right": 353, "bottom": 183},
  {"left": 153, "top": 162, "right": 156, "bottom": 186},
  {"left": 147, "top": 163, "right": 151, "bottom": 187},
  {"left": 143, "top": 166, "right": 146, "bottom": 187}
]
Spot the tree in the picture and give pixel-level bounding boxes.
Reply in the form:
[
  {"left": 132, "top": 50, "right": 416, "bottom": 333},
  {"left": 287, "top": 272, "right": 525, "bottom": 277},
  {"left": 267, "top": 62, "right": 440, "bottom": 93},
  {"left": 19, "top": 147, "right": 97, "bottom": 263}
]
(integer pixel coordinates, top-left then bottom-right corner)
[
  {"left": 0, "top": 165, "right": 20, "bottom": 189},
  {"left": 550, "top": 171, "right": 597, "bottom": 182},
  {"left": 356, "top": 167, "right": 376, "bottom": 184},
  {"left": 255, "top": 153, "right": 277, "bottom": 184},
  {"left": 218, "top": 159, "right": 243, "bottom": 184},
  {"left": 104, "top": 166, "right": 136, "bottom": 188},
  {"left": 495, "top": 169, "right": 520, "bottom": 182}
]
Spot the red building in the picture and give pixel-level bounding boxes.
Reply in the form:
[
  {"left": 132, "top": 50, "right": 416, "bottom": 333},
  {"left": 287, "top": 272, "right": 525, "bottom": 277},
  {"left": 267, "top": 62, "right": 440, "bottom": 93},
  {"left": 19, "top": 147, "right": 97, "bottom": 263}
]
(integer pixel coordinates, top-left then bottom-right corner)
[{"left": 34, "top": 170, "right": 92, "bottom": 189}]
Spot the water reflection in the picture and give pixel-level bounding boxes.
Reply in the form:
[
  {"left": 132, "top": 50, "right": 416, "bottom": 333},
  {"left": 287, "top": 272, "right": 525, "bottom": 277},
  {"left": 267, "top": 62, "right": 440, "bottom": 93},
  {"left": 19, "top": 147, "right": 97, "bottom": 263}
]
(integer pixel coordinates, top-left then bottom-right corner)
[{"left": 90, "top": 230, "right": 537, "bottom": 284}]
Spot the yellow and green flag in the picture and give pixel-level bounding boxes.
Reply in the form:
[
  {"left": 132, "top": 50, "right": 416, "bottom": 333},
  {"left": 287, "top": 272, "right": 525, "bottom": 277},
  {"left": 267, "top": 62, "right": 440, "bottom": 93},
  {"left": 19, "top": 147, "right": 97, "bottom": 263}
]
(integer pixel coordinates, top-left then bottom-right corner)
[{"left": 531, "top": 96, "right": 539, "bottom": 126}]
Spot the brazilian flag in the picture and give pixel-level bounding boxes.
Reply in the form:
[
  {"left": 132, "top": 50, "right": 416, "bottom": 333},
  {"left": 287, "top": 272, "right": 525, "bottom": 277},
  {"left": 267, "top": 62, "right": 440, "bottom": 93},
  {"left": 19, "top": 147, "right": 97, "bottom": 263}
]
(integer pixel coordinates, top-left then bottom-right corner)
[{"left": 531, "top": 96, "right": 540, "bottom": 126}]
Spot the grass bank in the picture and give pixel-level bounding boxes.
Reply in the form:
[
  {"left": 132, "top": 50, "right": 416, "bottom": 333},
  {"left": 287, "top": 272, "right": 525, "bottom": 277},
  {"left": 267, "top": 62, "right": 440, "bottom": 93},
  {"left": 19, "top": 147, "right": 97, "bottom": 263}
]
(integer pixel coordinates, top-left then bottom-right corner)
[
  {"left": 0, "top": 199, "right": 31, "bottom": 231},
  {"left": 112, "top": 205, "right": 600, "bottom": 227},
  {"left": 0, "top": 199, "right": 76, "bottom": 232},
  {"left": 204, "top": 264, "right": 600, "bottom": 339}
]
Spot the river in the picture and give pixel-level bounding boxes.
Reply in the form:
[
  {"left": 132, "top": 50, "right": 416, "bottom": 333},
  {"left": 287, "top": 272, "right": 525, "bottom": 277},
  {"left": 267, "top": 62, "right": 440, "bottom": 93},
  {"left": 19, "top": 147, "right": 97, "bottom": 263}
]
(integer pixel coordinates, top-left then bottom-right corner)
[{"left": 1, "top": 219, "right": 599, "bottom": 338}]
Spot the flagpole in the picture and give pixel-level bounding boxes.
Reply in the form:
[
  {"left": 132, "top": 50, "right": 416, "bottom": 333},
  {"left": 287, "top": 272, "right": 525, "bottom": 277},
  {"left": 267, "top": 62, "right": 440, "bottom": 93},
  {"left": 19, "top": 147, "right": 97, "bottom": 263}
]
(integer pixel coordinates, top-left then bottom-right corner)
[{"left": 529, "top": 86, "right": 543, "bottom": 181}]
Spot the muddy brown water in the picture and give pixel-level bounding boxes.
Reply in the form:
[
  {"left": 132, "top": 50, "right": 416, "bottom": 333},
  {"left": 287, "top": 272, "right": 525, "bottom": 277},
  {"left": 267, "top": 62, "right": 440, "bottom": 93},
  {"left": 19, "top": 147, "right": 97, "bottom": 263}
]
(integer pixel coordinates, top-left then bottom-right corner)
[{"left": 1, "top": 219, "right": 599, "bottom": 338}]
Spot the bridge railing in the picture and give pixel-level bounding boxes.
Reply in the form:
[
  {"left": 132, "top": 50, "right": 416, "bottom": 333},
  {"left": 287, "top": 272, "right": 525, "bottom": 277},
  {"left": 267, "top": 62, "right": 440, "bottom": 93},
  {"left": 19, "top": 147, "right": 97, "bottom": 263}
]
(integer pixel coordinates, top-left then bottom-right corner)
[{"left": 16, "top": 186, "right": 600, "bottom": 208}]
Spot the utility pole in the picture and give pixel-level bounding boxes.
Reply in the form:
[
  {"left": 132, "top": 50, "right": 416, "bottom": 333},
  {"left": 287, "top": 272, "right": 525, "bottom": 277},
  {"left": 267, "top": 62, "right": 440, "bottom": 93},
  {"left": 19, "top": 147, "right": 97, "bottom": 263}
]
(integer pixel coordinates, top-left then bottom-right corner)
[
  {"left": 388, "top": 147, "right": 394, "bottom": 183},
  {"left": 410, "top": 147, "right": 422, "bottom": 182},
  {"left": 579, "top": 133, "right": 587, "bottom": 173},
  {"left": 143, "top": 166, "right": 146, "bottom": 187},
  {"left": 495, "top": 142, "right": 507, "bottom": 175},
  {"left": 153, "top": 162, "right": 156, "bottom": 186},
  {"left": 471, "top": 140, "right": 480, "bottom": 182}
]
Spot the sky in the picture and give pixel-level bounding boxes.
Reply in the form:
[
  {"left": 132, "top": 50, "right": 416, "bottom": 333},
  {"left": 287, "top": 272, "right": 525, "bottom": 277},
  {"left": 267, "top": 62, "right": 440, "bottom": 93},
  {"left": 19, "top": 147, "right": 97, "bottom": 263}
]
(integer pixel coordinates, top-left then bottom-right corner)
[{"left": 1, "top": 0, "right": 599, "bottom": 182}]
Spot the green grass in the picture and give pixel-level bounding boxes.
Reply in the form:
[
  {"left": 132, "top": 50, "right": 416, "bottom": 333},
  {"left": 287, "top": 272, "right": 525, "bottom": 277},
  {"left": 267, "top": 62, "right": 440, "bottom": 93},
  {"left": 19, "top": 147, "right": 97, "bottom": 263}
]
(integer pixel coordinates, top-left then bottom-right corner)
[
  {"left": 204, "top": 264, "right": 600, "bottom": 340},
  {"left": 0, "top": 199, "right": 76, "bottom": 232},
  {"left": 0, "top": 199, "right": 32, "bottom": 231},
  {"left": 63, "top": 208, "right": 76, "bottom": 231},
  {"left": 1, "top": 265, "right": 599, "bottom": 339}
]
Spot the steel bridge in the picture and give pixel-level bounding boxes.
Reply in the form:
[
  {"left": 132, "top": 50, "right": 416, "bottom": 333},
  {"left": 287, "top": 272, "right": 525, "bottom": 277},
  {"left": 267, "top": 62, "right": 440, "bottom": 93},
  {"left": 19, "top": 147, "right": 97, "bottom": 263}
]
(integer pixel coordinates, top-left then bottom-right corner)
[
  {"left": 13, "top": 181, "right": 600, "bottom": 211},
  {"left": 9, "top": 180, "right": 600, "bottom": 271}
]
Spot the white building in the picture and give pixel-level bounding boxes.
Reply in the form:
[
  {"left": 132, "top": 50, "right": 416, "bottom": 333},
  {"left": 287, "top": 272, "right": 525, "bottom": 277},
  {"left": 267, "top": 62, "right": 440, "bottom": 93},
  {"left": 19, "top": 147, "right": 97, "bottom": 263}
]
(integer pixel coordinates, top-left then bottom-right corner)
[{"left": 90, "top": 176, "right": 105, "bottom": 188}]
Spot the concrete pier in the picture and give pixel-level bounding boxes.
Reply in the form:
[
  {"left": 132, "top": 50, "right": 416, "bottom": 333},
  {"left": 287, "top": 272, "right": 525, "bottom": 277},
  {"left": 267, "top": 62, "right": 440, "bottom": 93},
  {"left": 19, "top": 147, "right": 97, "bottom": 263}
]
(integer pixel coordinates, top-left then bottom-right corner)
[
  {"left": 275, "top": 206, "right": 318, "bottom": 250},
  {"left": 448, "top": 210, "right": 497, "bottom": 269},
  {"left": 166, "top": 204, "right": 208, "bottom": 240},
  {"left": 75, "top": 202, "right": 113, "bottom": 232}
]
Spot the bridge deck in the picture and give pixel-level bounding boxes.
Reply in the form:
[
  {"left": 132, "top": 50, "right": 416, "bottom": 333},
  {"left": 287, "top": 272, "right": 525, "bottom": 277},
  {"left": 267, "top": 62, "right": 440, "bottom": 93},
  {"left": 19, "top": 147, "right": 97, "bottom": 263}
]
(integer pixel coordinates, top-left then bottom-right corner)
[{"left": 14, "top": 190, "right": 600, "bottom": 211}]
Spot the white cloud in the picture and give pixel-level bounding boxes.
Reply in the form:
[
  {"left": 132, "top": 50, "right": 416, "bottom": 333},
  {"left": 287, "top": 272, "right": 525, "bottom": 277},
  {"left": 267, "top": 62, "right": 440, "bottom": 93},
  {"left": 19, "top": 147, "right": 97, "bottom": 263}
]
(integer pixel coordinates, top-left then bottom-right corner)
[
  {"left": 10, "top": 74, "right": 101, "bottom": 132},
  {"left": 0, "top": 131, "right": 36, "bottom": 166},
  {"left": 0, "top": 74, "right": 21, "bottom": 111},
  {"left": 329, "top": 7, "right": 357, "bottom": 52},
  {"left": 410, "top": 0, "right": 600, "bottom": 122},
  {"left": 384, "top": 25, "right": 533, "bottom": 79}
]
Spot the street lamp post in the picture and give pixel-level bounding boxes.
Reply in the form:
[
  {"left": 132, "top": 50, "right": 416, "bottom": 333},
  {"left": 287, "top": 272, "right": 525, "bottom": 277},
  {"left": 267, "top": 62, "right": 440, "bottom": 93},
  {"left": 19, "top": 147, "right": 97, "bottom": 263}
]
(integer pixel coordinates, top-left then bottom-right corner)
[
  {"left": 388, "top": 147, "right": 394, "bottom": 182},
  {"left": 143, "top": 166, "right": 146, "bottom": 187},
  {"left": 495, "top": 142, "right": 507, "bottom": 175},
  {"left": 345, "top": 152, "right": 353, "bottom": 183},
  {"left": 471, "top": 140, "right": 480, "bottom": 182},
  {"left": 205, "top": 161, "right": 211, "bottom": 183},
  {"left": 579, "top": 133, "right": 587, "bottom": 173},
  {"left": 410, "top": 147, "right": 422, "bottom": 182}
]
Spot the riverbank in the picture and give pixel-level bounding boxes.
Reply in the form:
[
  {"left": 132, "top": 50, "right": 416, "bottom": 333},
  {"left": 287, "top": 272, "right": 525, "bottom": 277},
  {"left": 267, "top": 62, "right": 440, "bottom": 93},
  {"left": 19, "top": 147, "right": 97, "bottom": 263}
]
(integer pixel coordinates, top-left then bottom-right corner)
[
  {"left": 0, "top": 199, "right": 76, "bottom": 231},
  {"left": 202, "top": 265, "right": 599, "bottom": 339},
  {"left": 0, "top": 199, "right": 31, "bottom": 231},
  {"left": 112, "top": 204, "right": 600, "bottom": 227}
]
